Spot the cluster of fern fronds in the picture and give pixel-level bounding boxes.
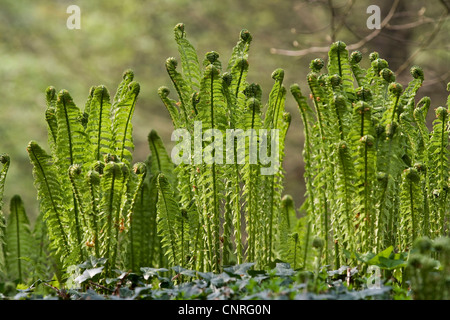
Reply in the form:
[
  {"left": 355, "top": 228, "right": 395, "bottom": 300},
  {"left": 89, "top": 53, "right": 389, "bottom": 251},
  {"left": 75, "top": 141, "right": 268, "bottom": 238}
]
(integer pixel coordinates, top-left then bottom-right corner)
[
  {"left": 1, "top": 26, "right": 449, "bottom": 291},
  {"left": 156, "top": 23, "right": 295, "bottom": 272},
  {"left": 291, "top": 41, "right": 450, "bottom": 268}
]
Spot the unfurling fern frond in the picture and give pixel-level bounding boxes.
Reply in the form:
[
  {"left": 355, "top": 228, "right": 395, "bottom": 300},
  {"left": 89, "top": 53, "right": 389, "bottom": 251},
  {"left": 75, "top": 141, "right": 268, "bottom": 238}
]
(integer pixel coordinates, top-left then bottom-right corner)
[
  {"left": 112, "top": 81, "right": 140, "bottom": 165},
  {"left": 156, "top": 173, "right": 181, "bottom": 268},
  {"left": 4, "top": 195, "right": 34, "bottom": 283},
  {"left": 428, "top": 106, "right": 449, "bottom": 237},
  {"left": 86, "top": 85, "right": 113, "bottom": 162},
  {"left": 0, "top": 154, "right": 10, "bottom": 276},
  {"left": 27, "top": 142, "right": 70, "bottom": 262}
]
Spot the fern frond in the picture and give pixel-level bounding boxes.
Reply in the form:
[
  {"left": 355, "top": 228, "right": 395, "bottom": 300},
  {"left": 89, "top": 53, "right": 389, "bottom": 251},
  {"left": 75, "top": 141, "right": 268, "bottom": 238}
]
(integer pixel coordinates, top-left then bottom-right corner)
[
  {"left": 112, "top": 81, "right": 140, "bottom": 165},
  {"left": 5, "top": 195, "right": 34, "bottom": 283},
  {"left": 0, "top": 154, "right": 10, "bottom": 276},
  {"left": 86, "top": 85, "right": 113, "bottom": 161},
  {"left": 26, "top": 141, "right": 70, "bottom": 261},
  {"left": 428, "top": 106, "right": 449, "bottom": 237},
  {"left": 99, "top": 161, "right": 128, "bottom": 275},
  {"left": 55, "top": 89, "right": 89, "bottom": 169},
  {"left": 45, "top": 86, "right": 58, "bottom": 153},
  {"left": 174, "top": 23, "right": 201, "bottom": 93},
  {"left": 156, "top": 173, "right": 181, "bottom": 267},
  {"left": 148, "top": 130, "right": 176, "bottom": 188},
  {"left": 327, "top": 41, "right": 355, "bottom": 98}
]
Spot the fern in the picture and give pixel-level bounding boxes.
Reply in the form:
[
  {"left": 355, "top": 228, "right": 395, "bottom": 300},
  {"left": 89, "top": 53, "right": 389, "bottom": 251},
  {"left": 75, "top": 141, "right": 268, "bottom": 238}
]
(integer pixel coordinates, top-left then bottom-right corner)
[
  {"left": 4, "top": 195, "right": 34, "bottom": 283},
  {"left": 0, "top": 154, "right": 10, "bottom": 276},
  {"left": 293, "top": 41, "right": 450, "bottom": 268},
  {"left": 159, "top": 24, "right": 291, "bottom": 272},
  {"left": 156, "top": 173, "right": 181, "bottom": 268}
]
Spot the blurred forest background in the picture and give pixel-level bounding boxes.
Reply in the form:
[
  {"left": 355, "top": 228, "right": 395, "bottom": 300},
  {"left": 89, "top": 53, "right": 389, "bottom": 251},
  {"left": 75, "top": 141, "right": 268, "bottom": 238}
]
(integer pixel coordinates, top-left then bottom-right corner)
[{"left": 0, "top": 0, "right": 449, "bottom": 223}]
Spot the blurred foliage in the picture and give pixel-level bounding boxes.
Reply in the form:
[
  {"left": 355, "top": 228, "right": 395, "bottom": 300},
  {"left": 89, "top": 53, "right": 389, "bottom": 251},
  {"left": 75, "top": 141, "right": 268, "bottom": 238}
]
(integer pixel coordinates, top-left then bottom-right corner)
[{"left": 0, "top": 0, "right": 448, "bottom": 222}]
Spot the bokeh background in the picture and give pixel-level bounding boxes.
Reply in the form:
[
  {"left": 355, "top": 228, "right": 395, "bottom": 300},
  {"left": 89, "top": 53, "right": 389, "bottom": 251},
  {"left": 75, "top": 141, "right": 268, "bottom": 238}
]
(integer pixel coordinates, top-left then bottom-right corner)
[{"left": 1, "top": 0, "right": 448, "bottom": 223}]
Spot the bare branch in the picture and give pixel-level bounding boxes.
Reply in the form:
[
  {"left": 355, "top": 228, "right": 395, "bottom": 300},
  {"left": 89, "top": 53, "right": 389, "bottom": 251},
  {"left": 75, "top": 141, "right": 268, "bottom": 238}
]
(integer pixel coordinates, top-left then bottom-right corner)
[
  {"left": 395, "top": 13, "right": 448, "bottom": 75},
  {"left": 270, "top": 0, "right": 400, "bottom": 57}
]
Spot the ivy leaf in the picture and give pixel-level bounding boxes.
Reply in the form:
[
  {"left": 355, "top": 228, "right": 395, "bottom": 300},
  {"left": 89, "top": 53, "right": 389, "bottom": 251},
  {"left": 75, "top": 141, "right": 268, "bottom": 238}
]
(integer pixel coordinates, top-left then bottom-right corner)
[{"left": 75, "top": 266, "right": 104, "bottom": 284}]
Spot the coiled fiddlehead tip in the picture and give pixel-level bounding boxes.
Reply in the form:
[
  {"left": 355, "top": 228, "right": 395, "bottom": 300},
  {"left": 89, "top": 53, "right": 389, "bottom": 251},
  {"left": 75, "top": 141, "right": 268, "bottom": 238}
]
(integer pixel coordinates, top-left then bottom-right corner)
[
  {"left": 158, "top": 86, "right": 170, "bottom": 97},
  {"left": 174, "top": 22, "right": 185, "bottom": 33},
  {"left": 246, "top": 97, "right": 261, "bottom": 111},
  {"left": 350, "top": 51, "right": 363, "bottom": 64},
  {"left": 435, "top": 106, "right": 447, "bottom": 120},
  {"left": 205, "top": 51, "right": 220, "bottom": 64},
  {"left": 57, "top": 89, "right": 74, "bottom": 104},
  {"left": 87, "top": 170, "right": 100, "bottom": 185},
  {"left": 312, "top": 237, "right": 324, "bottom": 249},
  {"left": 69, "top": 164, "right": 82, "bottom": 176},
  {"left": 380, "top": 68, "right": 396, "bottom": 83},
  {"left": 369, "top": 52, "right": 379, "bottom": 62},
  {"left": 377, "top": 171, "right": 387, "bottom": 182},
  {"left": 415, "top": 96, "right": 431, "bottom": 113},
  {"left": 404, "top": 167, "right": 420, "bottom": 183},
  {"left": 317, "top": 74, "right": 327, "bottom": 87},
  {"left": 360, "top": 134, "right": 375, "bottom": 147},
  {"left": 388, "top": 82, "right": 403, "bottom": 97},
  {"left": 133, "top": 162, "right": 147, "bottom": 176},
  {"left": 0, "top": 153, "right": 10, "bottom": 165},
  {"left": 94, "top": 85, "right": 111, "bottom": 99},
  {"left": 337, "top": 140, "right": 348, "bottom": 153},
  {"left": 372, "top": 59, "right": 389, "bottom": 73},
  {"left": 128, "top": 81, "right": 140, "bottom": 95},
  {"left": 104, "top": 153, "right": 119, "bottom": 164},
  {"left": 309, "top": 58, "right": 324, "bottom": 72},
  {"left": 271, "top": 68, "right": 284, "bottom": 82},
  {"left": 93, "top": 161, "right": 105, "bottom": 174},
  {"left": 356, "top": 87, "right": 372, "bottom": 101},
  {"left": 45, "top": 86, "right": 56, "bottom": 102},
  {"left": 104, "top": 161, "right": 121, "bottom": 175},
  {"left": 329, "top": 74, "right": 342, "bottom": 87},
  {"left": 281, "top": 194, "right": 294, "bottom": 206},
  {"left": 222, "top": 72, "right": 233, "bottom": 87},
  {"left": 330, "top": 41, "right": 347, "bottom": 53},
  {"left": 354, "top": 100, "right": 370, "bottom": 114},
  {"left": 27, "top": 140, "right": 38, "bottom": 151},
  {"left": 122, "top": 69, "right": 134, "bottom": 81},
  {"left": 240, "top": 29, "right": 252, "bottom": 43},
  {"left": 244, "top": 83, "right": 262, "bottom": 99},
  {"left": 165, "top": 57, "right": 178, "bottom": 69},
  {"left": 410, "top": 65, "right": 424, "bottom": 80}
]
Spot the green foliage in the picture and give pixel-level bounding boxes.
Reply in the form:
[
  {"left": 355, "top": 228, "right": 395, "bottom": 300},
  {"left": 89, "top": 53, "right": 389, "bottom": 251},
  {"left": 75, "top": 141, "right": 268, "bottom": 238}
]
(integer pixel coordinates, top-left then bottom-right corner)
[
  {"left": 292, "top": 41, "right": 450, "bottom": 268},
  {"left": 26, "top": 71, "right": 148, "bottom": 276},
  {"left": 159, "top": 23, "right": 292, "bottom": 272},
  {"left": 0, "top": 154, "right": 10, "bottom": 276},
  {"left": 406, "top": 237, "right": 450, "bottom": 300},
  {"left": 4, "top": 196, "right": 34, "bottom": 284}
]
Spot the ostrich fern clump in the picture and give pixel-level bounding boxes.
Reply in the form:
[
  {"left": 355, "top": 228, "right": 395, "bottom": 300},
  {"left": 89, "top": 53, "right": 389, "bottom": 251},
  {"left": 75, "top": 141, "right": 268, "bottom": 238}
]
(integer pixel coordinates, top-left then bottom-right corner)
[
  {"left": 26, "top": 72, "right": 148, "bottom": 277},
  {"left": 291, "top": 41, "right": 450, "bottom": 268},
  {"left": 157, "top": 23, "right": 294, "bottom": 272}
]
